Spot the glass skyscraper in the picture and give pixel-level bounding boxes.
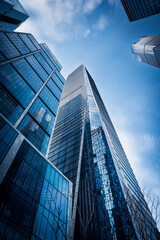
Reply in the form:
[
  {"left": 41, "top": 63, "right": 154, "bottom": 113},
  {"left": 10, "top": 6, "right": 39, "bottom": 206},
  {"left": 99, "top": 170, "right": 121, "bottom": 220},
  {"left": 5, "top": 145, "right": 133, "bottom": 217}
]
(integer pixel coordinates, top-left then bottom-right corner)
[
  {"left": 48, "top": 65, "right": 159, "bottom": 240},
  {"left": 0, "top": 31, "right": 72, "bottom": 239},
  {"left": 132, "top": 35, "right": 160, "bottom": 68},
  {"left": 121, "top": 0, "right": 160, "bottom": 22},
  {"left": 0, "top": 0, "right": 29, "bottom": 31}
]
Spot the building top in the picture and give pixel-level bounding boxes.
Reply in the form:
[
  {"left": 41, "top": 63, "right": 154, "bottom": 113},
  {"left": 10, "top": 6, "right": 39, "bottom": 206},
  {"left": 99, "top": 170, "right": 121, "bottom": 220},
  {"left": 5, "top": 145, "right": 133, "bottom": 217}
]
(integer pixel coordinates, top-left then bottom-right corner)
[
  {"left": 121, "top": 0, "right": 160, "bottom": 22},
  {"left": 0, "top": 0, "right": 29, "bottom": 31},
  {"left": 132, "top": 35, "right": 160, "bottom": 68},
  {"left": 41, "top": 43, "right": 62, "bottom": 72}
]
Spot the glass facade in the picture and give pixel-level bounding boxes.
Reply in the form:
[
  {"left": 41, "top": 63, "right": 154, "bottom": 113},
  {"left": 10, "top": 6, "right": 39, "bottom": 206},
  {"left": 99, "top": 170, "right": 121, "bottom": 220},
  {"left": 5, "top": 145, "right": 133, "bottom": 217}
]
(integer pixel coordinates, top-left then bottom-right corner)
[
  {"left": 0, "top": 0, "right": 29, "bottom": 31},
  {"left": 0, "top": 31, "right": 64, "bottom": 155},
  {"left": 48, "top": 65, "right": 159, "bottom": 240},
  {"left": 0, "top": 117, "right": 18, "bottom": 164},
  {"left": 132, "top": 35, "right": 160, "bottom": 68},
  {"left": 0, "top": 30, "right": 72, "bottom": 239},
  {"left": 0, "top": 138, "right": 72, "bottom": 240},
  {"left": 48, "top": 94, "right": 86, "bottom": 195},
  {"left": 121, "top": 0, "right": 160, "bottom": 22}
]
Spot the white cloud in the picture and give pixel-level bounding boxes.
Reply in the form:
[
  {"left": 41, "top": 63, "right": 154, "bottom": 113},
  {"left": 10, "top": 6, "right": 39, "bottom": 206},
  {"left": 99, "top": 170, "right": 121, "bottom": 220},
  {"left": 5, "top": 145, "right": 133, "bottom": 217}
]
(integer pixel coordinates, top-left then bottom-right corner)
[
  {"left": 83, "top": 0, "right": 103, "bottom": 13},
  {"left": 83, "top": 29, "right": 91, "bottom": 38},
  {"left": 118, "top": 130, "right": 160, "bottom": 196},
  {"left": 18, "top": 0, "right": 104, "bottom": 44},
  {"left": 117, "top": 127, "right": 160, "bottom": 197},
  {"left": 109, "top": 103, "right": 160, "bottom": 199},
  {"left": 93, "top": 15, "right": 108, "bottom": 31}
]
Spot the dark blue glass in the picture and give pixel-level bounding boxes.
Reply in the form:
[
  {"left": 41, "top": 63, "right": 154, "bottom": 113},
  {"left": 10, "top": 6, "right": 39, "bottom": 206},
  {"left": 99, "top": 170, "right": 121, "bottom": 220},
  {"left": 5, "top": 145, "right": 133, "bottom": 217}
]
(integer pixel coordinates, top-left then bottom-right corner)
[
  {"left": 0, "top": 117, "right": 18, "bottom": 163},
  {"left": 0, "top": 84, "right": 24, "bottom": 124},
  {"left": 39, "top": 86, "right": 59, "bottom": 115},
  {"left": 34, "top": 52, "right": 52, "bottom": 74},
  {"left": 0, "top": 64, "right": 35, "bottom": 108},
  {"left": 26, "top": 55, "right": 48, "bottom": 82},
  {"left": 47, "top": 78, "right": 62, "bottom": 99},
  {"left": 0, "top": 32, "right": 20, "bottom": 59},
  {"left": 18, "top": 114, "right": 49, "bottom": 155},
  {"left": 0, "top": 52, "right": 6, "bottom": 62},
  {"left": 12, "top": 59, "right": 43, "bottom": 92},
  {"left": 41, "top": 43, "right": 62, "bottom": 71},
  {"left": 18, "top": 33, "right": 37, "bottom": 52},
  {"left": 0, "top": 140, "right": 69, "bottom": 239},
  {"left": 41, "top": 51, "right": 56, "bottom": 70},
  {"left": 6, "top": 32, "right": 30, "bottom": 55}
]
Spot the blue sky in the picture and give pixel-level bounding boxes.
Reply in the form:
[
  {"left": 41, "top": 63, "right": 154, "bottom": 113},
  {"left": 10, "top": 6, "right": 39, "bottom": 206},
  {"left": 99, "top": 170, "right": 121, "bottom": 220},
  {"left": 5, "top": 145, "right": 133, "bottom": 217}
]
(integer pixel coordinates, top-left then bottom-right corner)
[{"left": 18, "top": 0, "right": 160, "bottom": 214}]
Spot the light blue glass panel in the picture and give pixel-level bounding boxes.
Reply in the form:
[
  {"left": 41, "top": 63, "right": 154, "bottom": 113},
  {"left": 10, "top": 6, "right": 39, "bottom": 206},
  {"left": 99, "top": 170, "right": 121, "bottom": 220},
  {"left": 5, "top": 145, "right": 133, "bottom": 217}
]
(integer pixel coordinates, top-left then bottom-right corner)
[
  {"left": 29, "top": 97, "right": 55, "bottom": 135},
  {"left": 51, "top": 73, "right": 64, "bottom": 91},
  {"left": 61, "top": 179, "right": 69, "bottom": 197},
  {"left": 27, "top": 34, "right": 41, "bottom": 50},
  {"left": 45, "top": 164, "right": 51, "bottom": 182},
  {"left": 50, "top": 167, "right": 56, "bottom": 184},
  {"left": 54, "top": 170, "right": 60, "bottom": 190},
  {"left": 55, "top": 69, "right": 65, "bottom": 84}
]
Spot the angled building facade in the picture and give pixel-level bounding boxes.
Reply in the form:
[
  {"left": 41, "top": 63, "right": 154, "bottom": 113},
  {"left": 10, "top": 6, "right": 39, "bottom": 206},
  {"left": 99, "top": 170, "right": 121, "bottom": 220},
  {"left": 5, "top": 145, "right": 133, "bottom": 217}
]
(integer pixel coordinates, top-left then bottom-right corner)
[
  {"left": 48, "top": 65, "right": 159, "bottom": 240},
  {"left": 121, "top": 0, "right": 160, "bottom": 22},
  {"left": 132, "top": 35, "right": 160, "bottom": 68},
  {"left": 0, "top": 31, "right": 72, "bottom": 239},
  {"left": 0, "top": 0, "right": 29, "bottom": 31}
]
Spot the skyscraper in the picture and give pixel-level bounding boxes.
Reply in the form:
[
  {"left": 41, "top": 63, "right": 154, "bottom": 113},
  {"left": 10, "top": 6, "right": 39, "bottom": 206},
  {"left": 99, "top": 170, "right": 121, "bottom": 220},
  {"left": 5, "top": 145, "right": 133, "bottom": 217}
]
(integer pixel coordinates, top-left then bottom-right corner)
[
  {"left": 48, "top": 65, "right": 159, "bottom": 240},
  {"left": 0, "top": 31, "right": 72, "bottom": 239},
  {"left": 121, "top": 0, "right": 160, "bottom": 22},
  {"left": 0, "top": 0, "right": 29, "bottom": 31},
  {"left": 132, "top": 35, "right": 160, "bottom": 68}
]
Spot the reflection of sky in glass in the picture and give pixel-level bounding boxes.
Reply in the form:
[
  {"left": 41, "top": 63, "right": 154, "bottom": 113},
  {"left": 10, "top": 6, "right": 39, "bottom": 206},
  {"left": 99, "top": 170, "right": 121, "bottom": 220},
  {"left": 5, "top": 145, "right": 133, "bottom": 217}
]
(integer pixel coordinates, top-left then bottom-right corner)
[
  {"left": 33, "top": 165, "right": 68, "bottom": 239},
  {"left": 85, "top": 73, "right": 116, "bottom": 238},
  {"left": 92, "top": 129, "right": 116, "bottom": 239},
  {"left": 88, "top": 96, "right": 102, "bottom": 130}
]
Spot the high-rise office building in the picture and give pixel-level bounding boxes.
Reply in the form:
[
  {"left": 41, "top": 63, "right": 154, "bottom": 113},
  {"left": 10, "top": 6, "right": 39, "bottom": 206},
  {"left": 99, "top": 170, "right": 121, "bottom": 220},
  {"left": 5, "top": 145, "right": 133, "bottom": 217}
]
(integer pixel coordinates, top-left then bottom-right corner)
[
  {"left": 0, "top": 31, "right": 72, "bottom": 239},
  {"left": 132, "top": 35, "right": 160, "bottom": 68},
  {"left": 121, "top": 0, "right": 160, "bottom": 22},
  {"left": 48, "top": 65, "right": 159, "bottom": 240},
  {"left": 0, "top": 0, "right": 29, "bottom": 31}
]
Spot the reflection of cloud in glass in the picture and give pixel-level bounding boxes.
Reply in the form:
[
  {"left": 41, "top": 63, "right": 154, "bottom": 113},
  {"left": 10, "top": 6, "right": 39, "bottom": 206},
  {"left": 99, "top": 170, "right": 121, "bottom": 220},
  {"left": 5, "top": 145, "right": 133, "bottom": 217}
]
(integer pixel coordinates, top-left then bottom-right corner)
[
  {"left": 35, "top": 107, "right": 46, "bottom": 123},
  {"left": 30, "top": 120, "right": 39, "bottom": 132},
  {"left": 45, "top": 113, "right": 52, "bottom": 122}
]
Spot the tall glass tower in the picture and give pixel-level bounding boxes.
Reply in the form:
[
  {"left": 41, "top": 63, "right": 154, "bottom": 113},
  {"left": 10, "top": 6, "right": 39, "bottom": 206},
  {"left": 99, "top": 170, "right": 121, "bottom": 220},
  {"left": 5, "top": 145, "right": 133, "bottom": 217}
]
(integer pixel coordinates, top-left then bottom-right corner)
[
  {"left": 0, "top": 31, "right": 72, "bottom": 239},
  {"left": 0, "top": 0, "right": 29, "bottom": 31},
  {"left": 132, "top": 35, "right": 160, "bottom": 68},
  {"left": 121, "top": 0, "right": 160, "bottom": 22},
  {"left": 48, "top": 65, "right": 159, "bottom": 240}
]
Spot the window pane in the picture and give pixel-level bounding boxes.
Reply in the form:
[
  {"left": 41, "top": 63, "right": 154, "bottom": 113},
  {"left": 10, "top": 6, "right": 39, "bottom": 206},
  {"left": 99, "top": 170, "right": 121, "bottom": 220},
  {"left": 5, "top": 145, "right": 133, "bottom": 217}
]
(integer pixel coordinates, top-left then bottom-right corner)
[
  {"left": 0, "top": 117, "right": 18, "bottom": 163},
  {"left": 0, "top": 64, "right": 35, "bottom": 108}
]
